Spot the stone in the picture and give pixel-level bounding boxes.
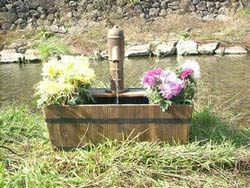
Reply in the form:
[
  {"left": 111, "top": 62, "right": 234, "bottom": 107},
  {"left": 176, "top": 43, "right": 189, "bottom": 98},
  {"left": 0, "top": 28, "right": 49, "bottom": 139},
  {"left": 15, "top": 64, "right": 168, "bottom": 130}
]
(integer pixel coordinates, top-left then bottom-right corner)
[
  {"left": 198, "top": 42, "right": 219, "bottom": 54},
  {"left": 215, "top": 47, "right": 225, "bottom": 55},
  {"left": 224, "top": 46, "right": 248, "bottom": 54},
  {"left": 149, "top": 8, "right": 159, "bottom": 17},
  {"left": 182, "top": 0, "right": 196, "bottom": 12},
  {"left": 159, "top": 9, "right": 167, "bottom": 17},
  {"left": 24, "top": 49, "right": 41, "bottom": 62},
  {"left": 29, "top": 10, "right": 40, "bottom": 17},
  {"left": 0, "top": 49, "right": 24, "bottom": 63},
  {"left": 37, "top": 6, "right": 45, "bottom": 14},
  {"left": 168, "top": 1, "right": 180, "bottom": 7},
  {"left": 0, "top": 1, "right": 5, "bottom": 8},
  {"left": 216, "top": 14, "right": 233, "bottom": 21},
  {"left": 154, "top": 42, "right": 177, "bottom": 57},
  {"left": 47, "top": 14, "right": 54, "bottom": 21},
  {"left": 176, "top": 40, "right": 198, "bottom": 56},
  {"left": 193, "top": 0, "right": 200, "bottom": 5},
  {"left": 5, "top": 4, "right": 13, "bottom": 10},
  {"left": 152, "top": 2, "right": 160, "bottom": 8},
  {"left": 100, "top": 50, "right": 108, "bottom": 60},
  {"left": 161, "top": 1, "right": 168, "bottom": 10},
  {"left": 196, "top": 1, "right": 206, "bottom": 11},
  {"left": 57, "top": 26, "right": 67, "bottom": 34},
  {"left": 24, "top": 0, "right": 40, "bottom": 10},
  {"left": 0, "top": 12, "right": 17, "bottom": 23},
  {"left": 49, "top": 25, "right": 67, "bottom": 34},
  {"left": 206, "top": 2, "right": 215, "bottom": 8},
  {"left": 125, "top": 44, "right": 152, "bottom": 58},
  {"left": 0, "top": 7, "right": 7, "bottom": 12},
  {"left": 215, "top": 2, "right": 221, "bottom": 9}
]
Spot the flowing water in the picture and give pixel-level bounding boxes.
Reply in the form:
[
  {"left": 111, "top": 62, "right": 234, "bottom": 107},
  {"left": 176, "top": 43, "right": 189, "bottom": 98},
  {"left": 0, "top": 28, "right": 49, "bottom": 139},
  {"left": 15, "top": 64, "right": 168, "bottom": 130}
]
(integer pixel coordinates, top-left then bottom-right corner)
[
  {"left": 0, "top": 55, "right": 249, "bottom": 124},
  {"left": 115, "top": 69, "right": 119, "bottom": 104}
]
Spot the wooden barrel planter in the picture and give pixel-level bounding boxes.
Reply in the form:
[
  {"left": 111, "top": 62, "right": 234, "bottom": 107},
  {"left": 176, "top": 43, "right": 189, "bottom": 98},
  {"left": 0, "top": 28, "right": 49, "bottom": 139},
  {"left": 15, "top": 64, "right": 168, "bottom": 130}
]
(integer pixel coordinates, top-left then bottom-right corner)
[{"left": 43, "top": 89, "right": 193, "bottom": 149}]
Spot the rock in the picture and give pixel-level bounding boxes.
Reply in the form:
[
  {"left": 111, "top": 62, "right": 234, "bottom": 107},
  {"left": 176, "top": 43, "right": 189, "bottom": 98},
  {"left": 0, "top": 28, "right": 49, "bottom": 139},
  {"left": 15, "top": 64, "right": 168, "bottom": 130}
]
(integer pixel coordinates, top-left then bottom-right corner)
[
  {"left": 24, "top": 0, "right": 40, "bottom": 10},
  {"left": 198, "top": 42, "right": 219, "bottom": 54},
  {"left": 193, "top": 0, "right": 200, "bottom": 5},
  {"left": 176, "top": 40, "right": 198, "bottom": 56},
  {"left": 0, "top": 12, "right": 17, "bottom": 23},
  {"left": 0, "top": 1, "right": 5, "bottom": 8},
  {"left": 154, "top": 42, "right": 177, "bottom": 57},
  {"left": 224, "top": 46, "right": 248, "bottom": 54},
  {"left": 100, "top": 50, "right": 108, "bottom": 60},
  {"left": 0, "top": 44, "right": 4, "bottom": 51},
  {"left": 149, "top": 8, "right": 159, "bottom": 17},
  {"left": 4, "top": 41, "right": 27, "bottom": 52},
  {"left": 24, "top": 49, "right": 41, "bottom": 62},
  {"left": 161, "top": 1, "right": 168, "bottom": 10},
  {"left": 215, "top": 47, "right": 225, "bottom": 55},
  {"left": 49, "top": 25, "right": 67, "bottom": 34},
  {"left": 57, "top": 26, "right": 67, "bottom": 34},
  {"left": 159, "top": 9, "right": 167, "bottom": 17},
  {"left": 216, "top": 15, "right": 233, "bottom": 21},
  {"left": 37, "top": 6, "right": 45, "bottom": 14},
  {"left": 0, "top": 49, "right": 24, "bottom": 63},
  {"left": 196, "top": 1, "right": 206, "bottom": 11},
  {"left": 182, "top": 0, "right": 196, "bottom": 12},
  {"left": 47, "top": 14, "right": 54, "bottom": 21},
  {"left": 29, "top": 10, "right": 40, "bottom": 17},
  {"left": 168, "top": 1, "right": 180, "bottom": 7},
  {"left": 125, "top": 44, "right": 152, "bottom": 58}
]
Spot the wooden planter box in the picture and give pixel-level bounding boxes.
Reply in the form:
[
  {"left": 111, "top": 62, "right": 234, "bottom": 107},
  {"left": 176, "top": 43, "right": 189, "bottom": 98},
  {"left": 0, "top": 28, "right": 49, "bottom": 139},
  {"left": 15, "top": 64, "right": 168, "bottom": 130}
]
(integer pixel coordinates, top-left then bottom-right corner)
[{"left": 43, "top": 104, "right": 193, "bottom": 149}]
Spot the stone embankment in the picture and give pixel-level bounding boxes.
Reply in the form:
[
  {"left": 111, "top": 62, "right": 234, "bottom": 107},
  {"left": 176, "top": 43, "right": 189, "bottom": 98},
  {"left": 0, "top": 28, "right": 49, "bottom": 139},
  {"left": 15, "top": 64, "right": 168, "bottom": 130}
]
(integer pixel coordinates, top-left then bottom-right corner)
[
  {"left": 0, "top": 0, "right": 248, "bottom": 31},
  {"left": 125, "top": 41, "right": 248, "bottom": 58},
  {"left": 0, "top": 39, "right": 248, "bottom": 63}
]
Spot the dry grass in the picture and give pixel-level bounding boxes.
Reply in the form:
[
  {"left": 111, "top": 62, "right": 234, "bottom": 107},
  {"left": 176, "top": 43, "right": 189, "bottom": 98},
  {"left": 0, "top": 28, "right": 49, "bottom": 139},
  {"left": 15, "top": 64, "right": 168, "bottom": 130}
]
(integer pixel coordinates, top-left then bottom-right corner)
[{"left": 0, "top": 11, "right": 249, "bottom": 55}]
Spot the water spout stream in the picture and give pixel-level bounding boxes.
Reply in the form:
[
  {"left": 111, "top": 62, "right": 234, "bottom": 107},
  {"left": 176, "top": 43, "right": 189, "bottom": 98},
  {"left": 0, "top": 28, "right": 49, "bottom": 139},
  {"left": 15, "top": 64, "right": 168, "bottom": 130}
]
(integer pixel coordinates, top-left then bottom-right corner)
[{"left": 115, "top": 69, "right": 119, "bottom": 104}]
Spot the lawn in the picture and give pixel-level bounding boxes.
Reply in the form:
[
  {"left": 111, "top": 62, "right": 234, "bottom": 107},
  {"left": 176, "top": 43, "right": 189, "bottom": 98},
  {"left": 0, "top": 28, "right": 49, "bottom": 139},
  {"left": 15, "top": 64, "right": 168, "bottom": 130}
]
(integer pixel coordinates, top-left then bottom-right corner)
[{"left": 0, "top": 105, "right": 249, "bottom": 187}]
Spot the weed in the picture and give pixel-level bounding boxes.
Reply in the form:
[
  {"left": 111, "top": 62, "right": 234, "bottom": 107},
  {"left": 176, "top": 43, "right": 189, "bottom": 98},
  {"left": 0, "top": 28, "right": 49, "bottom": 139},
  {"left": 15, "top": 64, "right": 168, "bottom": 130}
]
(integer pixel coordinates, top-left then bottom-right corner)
[
  {"left": 0, "top": 105, "right": 249, "bottom": 187},
  {"left": 190, "top": 107, "right": 250, "bottom": 146},
  {"left": 35, "top": 37, "right": 70, "bottom": 61}
]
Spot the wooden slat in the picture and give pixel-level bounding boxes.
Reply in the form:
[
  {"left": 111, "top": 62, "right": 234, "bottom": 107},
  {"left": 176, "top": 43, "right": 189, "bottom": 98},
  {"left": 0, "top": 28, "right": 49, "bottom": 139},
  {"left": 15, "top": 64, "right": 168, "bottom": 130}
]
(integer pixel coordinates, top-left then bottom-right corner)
[{"left": 44, "top": 104, "right": 193, "bottom": 147}]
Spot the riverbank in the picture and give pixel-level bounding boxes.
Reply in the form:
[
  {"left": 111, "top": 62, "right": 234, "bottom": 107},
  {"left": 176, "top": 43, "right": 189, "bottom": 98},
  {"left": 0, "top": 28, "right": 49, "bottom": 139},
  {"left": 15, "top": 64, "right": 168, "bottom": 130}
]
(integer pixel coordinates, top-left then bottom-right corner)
[
  {"left": 0, "top": 105, "right": 250, "bottom": 187},
  {"left": 0, "top": 9, "right": 250, "bottom": 63}
]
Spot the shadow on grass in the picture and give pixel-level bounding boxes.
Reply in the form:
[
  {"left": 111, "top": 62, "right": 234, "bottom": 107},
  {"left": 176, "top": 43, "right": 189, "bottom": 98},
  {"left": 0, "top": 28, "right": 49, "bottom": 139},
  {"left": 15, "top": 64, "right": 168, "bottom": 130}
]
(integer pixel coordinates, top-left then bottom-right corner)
[{"left": 189, "top": 108, "right": 250, "bottom": 147}]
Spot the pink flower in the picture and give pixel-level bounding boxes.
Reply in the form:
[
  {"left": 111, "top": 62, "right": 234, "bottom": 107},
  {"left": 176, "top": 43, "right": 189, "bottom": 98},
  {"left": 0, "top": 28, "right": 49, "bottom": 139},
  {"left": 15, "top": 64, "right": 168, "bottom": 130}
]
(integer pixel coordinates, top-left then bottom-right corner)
[
  {"left": 143, "top": 68, "right": 163, "bottom": 87},
  {"left": 160, "top": 79, "right": 184, "bottom": 99},
  {"left": 180, "top": 68, "right": 194, "bottom": 79}
]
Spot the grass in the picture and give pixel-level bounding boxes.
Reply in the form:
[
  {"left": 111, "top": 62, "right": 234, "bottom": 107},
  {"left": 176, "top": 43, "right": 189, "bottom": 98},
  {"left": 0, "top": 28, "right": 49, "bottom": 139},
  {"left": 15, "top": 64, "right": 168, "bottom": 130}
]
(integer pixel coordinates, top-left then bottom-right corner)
[
  {"left": 34, "top": 36, "right": 70, "bottom": 61},
  {"left": 0, "top": 105, "right": 249, "bottom": 187},
  {"left": 1, "top": 10, "right": 249, "bottom": 58}
]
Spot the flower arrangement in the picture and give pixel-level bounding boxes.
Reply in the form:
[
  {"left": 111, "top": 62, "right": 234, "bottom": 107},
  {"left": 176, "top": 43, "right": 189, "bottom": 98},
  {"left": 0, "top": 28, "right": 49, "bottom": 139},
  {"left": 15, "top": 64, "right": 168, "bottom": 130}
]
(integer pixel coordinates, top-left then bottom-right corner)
[
  {"left": 35, "top": 56, "right": 95, "bottom": 108},
  {"left": 142, "top": 60, "right": 200, "bottom": 111}
]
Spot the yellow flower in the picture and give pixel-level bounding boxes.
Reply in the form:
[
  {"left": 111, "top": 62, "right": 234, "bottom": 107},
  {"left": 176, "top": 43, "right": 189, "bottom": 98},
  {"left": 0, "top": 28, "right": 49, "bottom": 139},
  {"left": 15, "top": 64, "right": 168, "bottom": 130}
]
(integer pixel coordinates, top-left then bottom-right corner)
[{"left": 42, "top": 59, "right": 62, "bottom": 79}]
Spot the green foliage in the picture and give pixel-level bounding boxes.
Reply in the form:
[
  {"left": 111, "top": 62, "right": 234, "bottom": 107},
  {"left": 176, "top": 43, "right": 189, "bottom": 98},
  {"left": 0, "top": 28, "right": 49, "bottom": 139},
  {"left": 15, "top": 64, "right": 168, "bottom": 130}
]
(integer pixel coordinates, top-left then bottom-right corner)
[
  {"left": 178, "top": 31, "right": 190, "bottom": 39},
  {"left": 0, "top": 105, "right": 46, "bottom": 144},
  {"left": 145, "top": 87, "right": 172, "bottom": 111},
  {"left": 35, "top": 37, "right": 70, "bottom": 61},
  {"left": 0, "top": 105, "right": 249, "bottom": 187},
  {"left": 190, "top": 107, "right": 250, "bottom": 146}
]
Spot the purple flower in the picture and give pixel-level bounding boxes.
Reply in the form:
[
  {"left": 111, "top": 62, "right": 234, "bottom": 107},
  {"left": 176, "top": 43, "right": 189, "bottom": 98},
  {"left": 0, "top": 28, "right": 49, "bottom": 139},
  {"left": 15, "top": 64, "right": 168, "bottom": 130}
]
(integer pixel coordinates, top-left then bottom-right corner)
[
  {"left": 143, "top": 68, "right": 163, "bottom": 87},
  {"left": 180, "top": 68, "right": 194, "bottom": 79},
  {"left": 160, "top": 80, "right": 184, "bottom": 99}
]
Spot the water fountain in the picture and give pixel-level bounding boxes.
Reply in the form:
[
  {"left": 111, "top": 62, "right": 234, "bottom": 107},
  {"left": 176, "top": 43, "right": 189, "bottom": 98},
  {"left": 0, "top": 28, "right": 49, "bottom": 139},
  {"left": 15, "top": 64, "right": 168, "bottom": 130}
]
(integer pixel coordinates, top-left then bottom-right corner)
[{"left": 44, "top": 26, "right": 193, "bottom": 150}]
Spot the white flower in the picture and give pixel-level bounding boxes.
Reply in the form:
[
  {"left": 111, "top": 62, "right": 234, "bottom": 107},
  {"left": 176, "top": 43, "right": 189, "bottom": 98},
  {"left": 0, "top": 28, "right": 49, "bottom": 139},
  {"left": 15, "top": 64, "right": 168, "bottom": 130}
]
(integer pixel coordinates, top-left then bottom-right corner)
[{"left": 181, "top": 60, "right": 201, "bottom": 79}]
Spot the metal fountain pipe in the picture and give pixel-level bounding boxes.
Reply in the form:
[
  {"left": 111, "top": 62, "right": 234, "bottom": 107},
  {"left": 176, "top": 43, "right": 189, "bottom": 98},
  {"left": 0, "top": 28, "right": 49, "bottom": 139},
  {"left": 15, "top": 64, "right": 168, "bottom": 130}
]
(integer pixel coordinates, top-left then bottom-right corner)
[{"left": 107, "top": 25, "right": 125, "bottom": 93}]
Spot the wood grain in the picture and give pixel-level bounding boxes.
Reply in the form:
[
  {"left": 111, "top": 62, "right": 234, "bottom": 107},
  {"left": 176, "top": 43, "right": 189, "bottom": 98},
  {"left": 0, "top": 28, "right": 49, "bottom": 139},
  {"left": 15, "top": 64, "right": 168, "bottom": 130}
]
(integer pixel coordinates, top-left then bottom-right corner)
[{"left": 44, "top": 104, "right": 193, "bottom": 148}]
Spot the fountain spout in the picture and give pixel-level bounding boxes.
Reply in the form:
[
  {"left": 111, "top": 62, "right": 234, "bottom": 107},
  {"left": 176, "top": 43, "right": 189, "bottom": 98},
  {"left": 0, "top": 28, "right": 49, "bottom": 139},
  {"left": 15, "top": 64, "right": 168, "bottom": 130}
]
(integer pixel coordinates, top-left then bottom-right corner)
[{"left": 107, "top": 25, "right": 127, "bottom": 93}]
